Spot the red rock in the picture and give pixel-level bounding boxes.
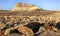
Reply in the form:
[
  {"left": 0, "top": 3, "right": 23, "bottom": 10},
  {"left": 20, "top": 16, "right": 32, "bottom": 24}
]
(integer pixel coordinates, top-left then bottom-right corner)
[
  {"left": 0, "top": 32, "right": 4, "bottom": 36},
  {"left": 18, "top": 26, "right": 34, "bottom": 36}
]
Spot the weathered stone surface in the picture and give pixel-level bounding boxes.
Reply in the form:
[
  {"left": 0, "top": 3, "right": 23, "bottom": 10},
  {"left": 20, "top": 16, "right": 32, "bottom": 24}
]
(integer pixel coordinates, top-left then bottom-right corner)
[
  {"left": 38, "top": 31, "right": 60, "bottom": 36},
  {"left": 0, "top": 32, "right": 4, "bottom": 36},
  {"left": 52, "top": 27, "right": 58, "bottom": 32},
  {"left": 35, "top": 26, "right": 46, "bottom": 34},
  {"left": 10, "top": 33, "right": 25, "bottom": 36},
  {"left": 18, "top": 26, "right": 34, "bottom": 36}
]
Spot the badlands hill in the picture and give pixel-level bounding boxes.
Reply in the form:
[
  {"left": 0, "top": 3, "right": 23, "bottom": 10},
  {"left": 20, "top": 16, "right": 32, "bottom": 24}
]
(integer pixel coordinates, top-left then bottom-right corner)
[
  {"left": 12, "top": 2, "right": 42, "bottom": 11},
  {"left": 0, "top": 2, "right": 60, "bottom": 16}
]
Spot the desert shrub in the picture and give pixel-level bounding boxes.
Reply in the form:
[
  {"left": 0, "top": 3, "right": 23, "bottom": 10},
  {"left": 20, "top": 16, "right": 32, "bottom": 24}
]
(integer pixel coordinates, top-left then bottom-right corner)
[{"left": 0, "top": 17, "right": 7, "bottom": 24}]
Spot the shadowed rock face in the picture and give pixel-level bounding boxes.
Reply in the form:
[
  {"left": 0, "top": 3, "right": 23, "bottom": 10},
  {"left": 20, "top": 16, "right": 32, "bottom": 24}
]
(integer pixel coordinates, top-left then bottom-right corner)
[
  {"left": 10, "top": 29, "right": 22, "bottom": 34},
  {"left": 56, "top": 22, "right": 60, "bottom": 30},
  {"left": 25, "top": 22, "right": 44, "bottom": 33}
]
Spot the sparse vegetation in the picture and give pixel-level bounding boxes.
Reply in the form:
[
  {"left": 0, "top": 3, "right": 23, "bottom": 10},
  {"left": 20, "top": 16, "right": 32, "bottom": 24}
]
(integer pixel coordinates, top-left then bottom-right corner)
[
  {"left": 0, "top": 2, "right": 60, "bottom": 36},
  {"left": 0, "top": 16, "right": 60, "bottom": 36}
]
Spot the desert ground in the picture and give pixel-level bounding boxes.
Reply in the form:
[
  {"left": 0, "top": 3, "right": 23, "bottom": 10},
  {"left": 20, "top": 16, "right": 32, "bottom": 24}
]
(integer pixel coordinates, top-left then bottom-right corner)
[{"left": 0, "top": 2, "right": 60, "bottom": 36}]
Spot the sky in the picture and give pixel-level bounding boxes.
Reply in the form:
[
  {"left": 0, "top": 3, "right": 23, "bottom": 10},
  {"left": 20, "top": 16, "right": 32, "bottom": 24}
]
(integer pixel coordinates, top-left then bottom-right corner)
[{"left": 0, "top": 0, "right": 60, "bottom": 10}]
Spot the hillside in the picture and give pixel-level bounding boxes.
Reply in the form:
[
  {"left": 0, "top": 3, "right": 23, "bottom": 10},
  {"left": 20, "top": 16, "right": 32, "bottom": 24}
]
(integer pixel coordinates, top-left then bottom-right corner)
[{"left": 12, "top": 2, "right": 42, "bottom": 11}]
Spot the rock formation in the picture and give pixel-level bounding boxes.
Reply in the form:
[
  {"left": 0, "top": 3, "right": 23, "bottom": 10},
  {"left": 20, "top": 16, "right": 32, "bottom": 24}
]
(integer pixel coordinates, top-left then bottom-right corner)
[{"left": 12, "top": 2, "right": 43, "bottom": 12}]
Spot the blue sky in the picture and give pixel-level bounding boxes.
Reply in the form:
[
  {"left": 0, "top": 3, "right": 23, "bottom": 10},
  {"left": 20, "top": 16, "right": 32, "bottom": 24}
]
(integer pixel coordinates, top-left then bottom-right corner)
[{"left": 0, "top": 0, "right": 60, "bottom": 10}]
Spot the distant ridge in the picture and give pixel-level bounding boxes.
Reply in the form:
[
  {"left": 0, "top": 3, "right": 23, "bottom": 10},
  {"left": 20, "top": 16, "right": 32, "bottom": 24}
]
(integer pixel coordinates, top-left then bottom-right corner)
[
  {"left": 0, "top": 2, "right": 60, "bottom": 16},
  {"left": 12, "top": 2, "right": 44, "bottom": 12}
]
